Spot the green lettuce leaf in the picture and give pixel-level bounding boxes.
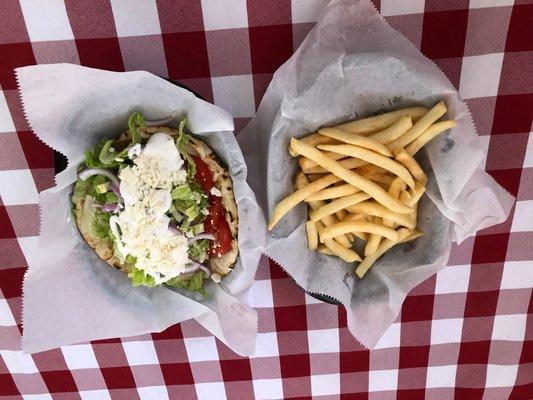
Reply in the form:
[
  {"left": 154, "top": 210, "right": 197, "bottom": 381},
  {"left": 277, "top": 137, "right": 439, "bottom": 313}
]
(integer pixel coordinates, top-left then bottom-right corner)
[
  {"left": 93, "top": 208, "right": 112, "bottom": 240},
  {"left": 188, "top": 239, "right": 209, "bottom": 263},
  {"left": 176, "top": 118, "right": 196, "bottom": 179},
  {"left": 166, "top": 270, "right": 207, "bottom": 295},
  {"left": 128, "top": 267, "right": 156, "bottom": 287},
  {"left": 125, "top": 254, "right": 137, "bottom": 266},
  {"left": 171, "top": 182, "right": 208, "bottom": 225},
  {"left": 84, "top": 140, "right": 122, "bottom": 169},
  {"left": 98, "top": 140, "right": 116, "bottom": 164},
  {"left": 72, "top": 176, "right": 93, "bottom": 206},
  {"left": 128, "top": 112, "right": 145, "bottom": 145}
]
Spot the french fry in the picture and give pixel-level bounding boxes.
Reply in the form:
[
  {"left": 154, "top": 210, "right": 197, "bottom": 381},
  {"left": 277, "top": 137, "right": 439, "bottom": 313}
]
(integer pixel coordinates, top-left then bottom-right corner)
[
  {"left": 400, "top": 190, "right": 412, "bottom": 202},
  {"left": 304, "top": 157, "right": 365, "bottom": 174},
  {"left": 310, "top": 193, "right": 372, "bottom": 222},
  {"left": 301, "top": 114, "right": 411, "bottom": 173},
  {"left": 299, "top": 151, "right": 344, "bottom": 170},
  {"left": 388, "top": 101, "right": 447, "bottom": 152},
  {"left": 346, "top": 201, "right": 415, "bottom": 229},
  {"left": 268, "top": 173, "right": 341, "bottom": 230},
  {"left": 295, "top": 173, "right": 352, "bottom": 248},
  {"left": 356, "top": 164, "right": 388, "bottom": 177},
  {"left": 306, "top": 184, "right": 360, "bottom": 201},
  {"left": 394, "top": 148, "right": 428, "bottom": 184},
  {"left": 401, "top": 229, "right": 423, "bottom": 243},
  {"left": 407, "top": 181, "right": 426, "bottom": 207},
  {"left": 388, "top": 177, "right": 407, "bottom": 198},
  {"left": 305, "top": 220, "right": 318, "bottom": 250},
  {"left": 274, "top": 101, "right": 453, "bottom": 278},
  {"left": 343, "top": 213, "right": 366, "bottom": 222},
  {"left": 320, "top": 221, "right": 399, "bottom": 242},
  {"left": 355, "top": 228, "right": 414, "bottom": 278},
  {"left": 291, "top": 138, "right": 413, "bottom": 214},
  {"left": 334, "top": 209, "right": 355, "bottom": 241},
  {"left": 366, "top": 180, "right": 401, "bottom": 254},
  {"left": 317, "top": 244, "right": 335, "bottom": 255},
  {"left": 307, "top": 173, "right": 329, "bottom": 182},
  {"left": 318, "top": 127, "right": 392, "bottom": 156},
  {"left": 383, "top": 177, "right": 406, "bottom": 228},
  {"left": 365, "top": 232, "right": 382, "bottom": 256},
  {"left": 308, "top": 156, "right": 394, "bottom": 179},
  {"left": 342, "top": 213, "right": 369, "bottom": 240},
  {"left": 318, "top": 144, "right": 415, "bottom": 189},
  {"left": 370, "top": 115, "right": 413, "bottom": 144},
  {"left": 316, "top": 220, "right": 361, "bottom": 262},
  {"left": 400, "top": 190, "right": 417, "bottom": 227},
  {"left": 289, "top": 133, "right": 335, "bottom": 156},
  {"left": 335, "top": 209, "right": 348, "bottom": 220},
  {"left": 406, "top": 120, "right": 457, "bottom": 156},
  {"left": 367, "top": 173, "right": 394, "bottom": 186},
  {"left": 334, "top": 106, "right": 428, "bottom": 134},
  {"left": 353, "top": 232, "right": 369, "bottom": 241}
]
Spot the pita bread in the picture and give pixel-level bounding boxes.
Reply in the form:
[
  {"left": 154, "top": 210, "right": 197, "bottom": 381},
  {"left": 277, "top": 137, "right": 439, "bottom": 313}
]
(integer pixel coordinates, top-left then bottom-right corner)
[{"left": 73, "top": 126, "right": 239, "bottom": 280}]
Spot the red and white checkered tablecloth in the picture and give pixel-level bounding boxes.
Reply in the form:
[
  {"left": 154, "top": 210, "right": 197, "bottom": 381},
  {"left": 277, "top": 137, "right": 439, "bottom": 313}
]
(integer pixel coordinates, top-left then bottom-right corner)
[{"left": 0, "top": 1, "right": 531, "bottom": 399}]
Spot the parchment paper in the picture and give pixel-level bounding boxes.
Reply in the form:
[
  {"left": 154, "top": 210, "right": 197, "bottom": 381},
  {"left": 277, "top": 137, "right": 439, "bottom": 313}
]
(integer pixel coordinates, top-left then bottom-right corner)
[
  {"left": 238, "top": 0, "right": 514, "bottom": 349},
  {"left": 17, "top": 64, "right": 264, "bottom": 356}
]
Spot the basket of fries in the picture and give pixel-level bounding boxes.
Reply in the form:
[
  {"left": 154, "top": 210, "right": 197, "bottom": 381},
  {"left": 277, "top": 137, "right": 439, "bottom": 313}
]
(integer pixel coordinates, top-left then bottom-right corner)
[
  {"left": 239, "top": 0, "right": 513, "bottom": 348},
  {"left": 269, "top": 102, "right": 454, "bottom": 279}
]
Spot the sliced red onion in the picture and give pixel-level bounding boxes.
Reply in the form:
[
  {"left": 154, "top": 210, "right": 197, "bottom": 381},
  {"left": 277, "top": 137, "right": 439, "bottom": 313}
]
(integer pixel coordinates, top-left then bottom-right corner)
[
  {"left": 179, "top": 263, "right": 202, "bottom": 274},
  {"left": 178, "top": 262, "right": 211, "bottom": 278},
  {"left": 168, "top": 221, "right": 183, "bottom": 235},
  {"left": 188, "top": 233, "right": 215, "bottom": 245},
  {"left": 79, "top": 168, "right": 119, "bottom": 186},
  {"left": 145, "top": 111, "right": 178, "bottom": 126},
  {"left": 199, "top": 265, "right": 211, "bottom": 278},
  {"left": 101, "top": 203, "right": 119, "bottom": 213},
  {"left": 109, "top": 183, "right": 121, "bottom": 196},
  {"left": 109, "top": 183, "right": 124, "bottom": 210}
]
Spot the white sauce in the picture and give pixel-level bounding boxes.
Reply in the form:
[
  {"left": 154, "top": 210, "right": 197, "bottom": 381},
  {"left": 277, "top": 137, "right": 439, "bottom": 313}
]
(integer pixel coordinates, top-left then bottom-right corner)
[{"left": 115, "top": 133, "right": 191, "bottom": 284}]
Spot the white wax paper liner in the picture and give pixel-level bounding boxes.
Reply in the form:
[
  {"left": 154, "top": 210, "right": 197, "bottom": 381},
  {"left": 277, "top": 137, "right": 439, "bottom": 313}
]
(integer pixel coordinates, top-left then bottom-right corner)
[
  {"left": 17, "top": 64, "right": 265, "bottom": 356},
  {"left": 238, "top": 0, "right": 514, "bottom": 349}
]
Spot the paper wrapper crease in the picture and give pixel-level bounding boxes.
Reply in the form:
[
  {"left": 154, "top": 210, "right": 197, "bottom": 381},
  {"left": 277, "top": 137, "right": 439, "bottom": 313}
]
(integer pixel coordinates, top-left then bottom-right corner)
[
  {"left": 238, "top": 0, "right": 514, "bottom": 349},
  {"left": 17, "top": 64, "right": 264, "bottom": 356}
]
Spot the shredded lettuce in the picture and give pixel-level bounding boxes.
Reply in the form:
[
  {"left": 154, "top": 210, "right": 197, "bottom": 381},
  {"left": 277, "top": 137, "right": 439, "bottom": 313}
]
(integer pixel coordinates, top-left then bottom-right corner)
[
  {"left": 166, "top": 270, "right": 206, "bottom": 295},
  {"left": 98, "top": 140, "right": 116, "bottom": 164},
  {"left": 93, "top": 208, "right": 112, "bottom": 240},
  {"left": 188, "top": 239, "right": 209, "bottom": 263},
  {"left": 104, "top": 192, "right": 118, "bottom": 204},
  {"left": 171, "top": 182, "right": 208, "bottom": 226},
  {"left": 85, "top": 140, "right": 122, "bottom": 169},
  {"left": 176, "top": 118, "right": 196, "bottom": 178},
  {"left": 72, "top": 176, "right": 93, "bottom": 205},
  {"left": 128, "top": 112, "right": 145, "bottom": 145},
  {"left": 85, "top": 175, "right": 118, "bottom": 204},
  {"left": 128, "top": 267, "right": 156, "bottom": 287},
  {"left": 125, "top": 254, "right": 137, "bottom": 266}
]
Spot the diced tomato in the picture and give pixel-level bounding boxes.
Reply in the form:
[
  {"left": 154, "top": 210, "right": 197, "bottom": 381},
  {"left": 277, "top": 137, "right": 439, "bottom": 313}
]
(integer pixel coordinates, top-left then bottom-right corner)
[
  {"left": 204, "top": 196, "right": 233, "bottom": 256},
  {"left": 192, "top": 156, "right": 233, "bottom": 256},
  {"left": 191, "top": 155, "right": 213, "bottom": 193}
]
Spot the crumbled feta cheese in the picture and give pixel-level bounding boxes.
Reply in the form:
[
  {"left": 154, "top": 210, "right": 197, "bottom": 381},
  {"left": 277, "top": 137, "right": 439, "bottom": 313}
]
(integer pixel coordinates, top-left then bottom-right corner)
[
  {"left": 109, "top": 147, "right": 115, "bottom": 152},
  {"left": 115, "top": 133, "right": 192, "bottom": 284},
  {"left": 210, "top": 187, "right": 222, "bottom": 197},
  {"left": 211, "top": 273, "right": 221, "bottom": 283}
]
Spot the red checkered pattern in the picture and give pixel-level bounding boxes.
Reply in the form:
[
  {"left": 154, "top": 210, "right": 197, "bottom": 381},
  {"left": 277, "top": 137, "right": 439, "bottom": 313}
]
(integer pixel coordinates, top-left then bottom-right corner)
[{"left": 1, "top": 1, "right": 532, "bottom": 399}]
